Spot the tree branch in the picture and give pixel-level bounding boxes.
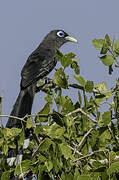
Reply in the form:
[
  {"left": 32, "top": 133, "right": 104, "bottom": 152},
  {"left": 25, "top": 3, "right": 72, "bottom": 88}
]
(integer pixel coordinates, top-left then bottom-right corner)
[
  {"left": 35, "top": 80, "right": 114, "bottom": 95},
  {"left": 74, "top": 150, "right": 119, "bottom": 165},
  {"left": 66, "top": 108, "right": 97, "bottom": 123},
  {"left": 75, "top": 127, "right": 95, "bottom": 151},
  {"left": 0, "top": 114, "right": 26, "bottom": 123}
]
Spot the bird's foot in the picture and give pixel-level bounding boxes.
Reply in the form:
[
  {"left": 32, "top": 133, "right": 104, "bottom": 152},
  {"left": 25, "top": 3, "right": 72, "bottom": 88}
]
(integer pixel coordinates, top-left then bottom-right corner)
[{"left": 44, "top": 77, "right": 54, "bottom": 84}]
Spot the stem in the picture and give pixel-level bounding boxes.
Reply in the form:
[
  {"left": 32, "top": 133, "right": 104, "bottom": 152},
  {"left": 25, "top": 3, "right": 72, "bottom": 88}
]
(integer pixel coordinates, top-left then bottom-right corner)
[
  {"left": 66, "top": 108, "right": 97, "bottom": 123},
  {"left": 75, "top": 127, "right": 95, "bottom": 151}
]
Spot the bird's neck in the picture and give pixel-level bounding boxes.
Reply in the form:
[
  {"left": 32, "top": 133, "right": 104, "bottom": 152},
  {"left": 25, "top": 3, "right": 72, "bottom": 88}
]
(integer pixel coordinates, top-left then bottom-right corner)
[{"left": 39, "top": 39, "right": 61, "bottom": 50}]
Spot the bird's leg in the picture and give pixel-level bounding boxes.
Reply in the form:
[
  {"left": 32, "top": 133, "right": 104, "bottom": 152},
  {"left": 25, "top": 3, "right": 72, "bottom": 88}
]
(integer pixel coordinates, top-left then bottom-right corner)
[
  {"left": 35, "top": 77, "right": 55, "bottom": 94},
  {"left": 44, "top": 77, "right": 54, "bottom": 84}
]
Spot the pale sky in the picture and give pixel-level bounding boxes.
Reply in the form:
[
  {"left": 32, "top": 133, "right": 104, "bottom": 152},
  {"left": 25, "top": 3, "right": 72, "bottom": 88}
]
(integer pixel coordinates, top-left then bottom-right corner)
[{"left": 0, "top": 0, "right": 119, "bottom": 125}]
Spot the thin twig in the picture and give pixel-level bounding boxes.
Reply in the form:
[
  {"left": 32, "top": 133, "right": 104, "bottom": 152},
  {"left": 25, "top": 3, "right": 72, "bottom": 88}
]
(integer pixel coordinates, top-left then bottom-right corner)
[
  {"left": 36, "top": 80, "right": 114, "bottom": 96},
  {"left": 99, "top": 155, "right": 119, "bottom": 165},
  {"left": 68, "top": 83, "right": 84, "bottom": 90},
  {"left": 0, "top": 114, "right": 26, "bottom": 122},
  {"left": 74, "top": 152, "right": 119, "bottom": 165},
  {"left": 27, "top": 114, "right": 49, "bottom": 118},
  {"left": 0, "top": 113, "right": 51, "bottom": 122},
  {"left": 75, "top": 127, "right": 95, "bottom": 151},
  {"left": 67, "top": 144, "right": 82, "bottom": 156},
  {"left": 73, "top": 149, "right": 108, "bottom": 162},
  {"left": 66, "top": 108, "right": 97, "bottom": 123},
  {"left": 19, "top": 162, "right": 25, "bottom": 180}
]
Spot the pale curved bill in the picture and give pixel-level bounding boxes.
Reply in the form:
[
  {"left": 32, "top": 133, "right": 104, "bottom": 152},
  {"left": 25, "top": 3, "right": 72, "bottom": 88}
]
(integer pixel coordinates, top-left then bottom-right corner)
[{"left": 65, "top": 36, "right": 78, "bottom": 43}]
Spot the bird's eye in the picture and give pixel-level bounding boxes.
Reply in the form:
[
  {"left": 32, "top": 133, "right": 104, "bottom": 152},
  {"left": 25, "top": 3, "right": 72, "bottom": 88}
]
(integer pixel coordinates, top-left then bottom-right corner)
[{"left": 57, "top": 31, "right": 65, "bottom": 38}]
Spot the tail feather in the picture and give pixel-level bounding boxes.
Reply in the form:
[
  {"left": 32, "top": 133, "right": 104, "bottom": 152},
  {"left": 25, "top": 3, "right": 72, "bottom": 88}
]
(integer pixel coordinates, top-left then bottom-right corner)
[
  {"left": 6, "top": 85, "right": 35, "bottom": 128},
  {"left": 6, "top": 85, "right": 36, "bottom": 168}
]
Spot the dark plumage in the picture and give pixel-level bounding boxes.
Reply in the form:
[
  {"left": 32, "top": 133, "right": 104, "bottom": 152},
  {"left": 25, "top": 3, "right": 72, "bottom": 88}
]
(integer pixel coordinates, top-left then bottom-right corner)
[
  {"left": 6, "top": 30, "right": 77, "bottom": 128},
  {"left": 21, "top": 30, "right": 77, "bottom": 88},
  {"left": 6, "top": 30, "right": 77, "bottom": 167}
]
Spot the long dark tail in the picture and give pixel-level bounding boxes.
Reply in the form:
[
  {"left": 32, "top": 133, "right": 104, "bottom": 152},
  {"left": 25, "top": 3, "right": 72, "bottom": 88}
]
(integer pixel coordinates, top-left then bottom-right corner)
[
  {"left": 6, "top": 85, "right": 35, "bottom": 128},
  {"left": 6, "top": 85, "right": 36, "bottom": 169}
]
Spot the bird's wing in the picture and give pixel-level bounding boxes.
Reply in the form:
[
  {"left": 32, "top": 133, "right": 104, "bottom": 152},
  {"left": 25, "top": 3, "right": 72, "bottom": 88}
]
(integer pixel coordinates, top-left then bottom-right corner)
[{"left": 21, "top": 49, "right": 57, "bottom": 88}]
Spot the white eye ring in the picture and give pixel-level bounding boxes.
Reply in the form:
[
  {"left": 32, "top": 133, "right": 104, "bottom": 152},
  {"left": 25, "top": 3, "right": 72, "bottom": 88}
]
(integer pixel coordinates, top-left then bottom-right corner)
[{"left": 57, "top": 31, "right": 65, "bottom": 38}]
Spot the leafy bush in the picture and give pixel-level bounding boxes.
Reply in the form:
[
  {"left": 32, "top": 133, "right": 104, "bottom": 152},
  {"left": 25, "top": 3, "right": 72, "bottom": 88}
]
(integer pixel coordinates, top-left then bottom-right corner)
[{"left": 1, "top": 34, "right": 119, "bottom": 179}]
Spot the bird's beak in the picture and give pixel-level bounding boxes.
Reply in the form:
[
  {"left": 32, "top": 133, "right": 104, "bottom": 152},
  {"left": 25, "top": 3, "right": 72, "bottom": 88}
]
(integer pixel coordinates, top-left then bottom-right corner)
[{"left": 65, "top": 36, "right": 78, "bottom": 43}]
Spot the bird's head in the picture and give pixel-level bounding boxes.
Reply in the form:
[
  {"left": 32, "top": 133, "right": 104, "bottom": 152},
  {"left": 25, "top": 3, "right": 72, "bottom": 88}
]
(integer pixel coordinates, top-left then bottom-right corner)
[{"left": 42, "top": 30, "right": 78, "bottom": 49}]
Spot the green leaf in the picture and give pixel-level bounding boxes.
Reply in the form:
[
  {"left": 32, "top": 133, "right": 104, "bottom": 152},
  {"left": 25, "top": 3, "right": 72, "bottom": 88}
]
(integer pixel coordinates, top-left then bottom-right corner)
[
  {"left": 11, "top": 128, "right": 22, "bottom": 136},
  {"left": 95, "top": 94, "right": 105, "bottom": 105},
  {"left": 95, "top": 81, "right": 112, "bottom": 105},
  {"left": 109, "top": 151, "right": 116, "bottom": 162},
  {"left": 99, "top": 129, "right": 111, "bottom": 145},
  {"left": 34, "top": 125, "right": 43, "bottom": 134},
  {"left": 45, "top": 161, "right": 53, "bottom": 172},
  {"left": 73, "top": 75, "right": 85, "bottom": 87},
  {"left": 100, "top": 55, "right": 114, "bottom": 66},
  {"left": 114, "top": 40, "right": 119, "bottom": 56},
  {"left": 61, "top": 53, "right": 76, "bottom": 68},
  {"left": 3, "top": 128, "right": 21, "bottom": 140},
  {"left": 14, "top": 160, "right": 31, "bottom": 176},
  {"left": 2, "top": 143, "right": 8, "bottom": 155},
  {"left": 56, "top": 50, "right": 76, "bottom": 68},
  {"left": 55, "top": 88, "right": 62, "bottom": 106},
  {"left": 59, "top": 143, "right": 72, "bottom": 159},
  {"left": 77, "top": 175, "right": 91, "bottom": 180},
  {"left": 18, "top": 130, "right": 25, "bottom": 149},
  {"left": 102, "top": 111, "right": 111, "bottom": 122},
  {"left": 37, "top": 103, "right": 50, "bottom": 122},
  {"left": 56, "top": 49, "right": 64, "bottom": 60},
  {"left": 100, "top": 42, "right": 109, "bottom": 54},
  {"left": 78, "top": 90, "right": 82, "bottom": 105},
  {"left": 0, "top": 137, "right": 4, "bottom": 146},
  {"left": 74, "top": 168, "right": 80, "bottom": 179},
  {"left": 54, "top": 68, "right": 68, "bottom": 88},
  {"left": 61, "top": 172, "right": 74, "bottom": 180},
  {"left": 37, "top": 80, "right": 44, "bottom": 86},
  {"left": 85, "top": 80, "right": 94, "bottom": 93},
  {"left": 92, "top": 39, "right": 105, "bottom": 50},
  {"left": 90, "top": 160, "right": 102, "bottom": 168},
  {"left": 63, "top": 116, "right": 74, "bottom": 129},
  {"left": 98, "top": 111, "right": 111, "bottom": 127},
  {"left": 96, "top": 81, "right": 107, "bottom": 92},
  {"left": 107, "top": 161, "right": 119, "bottom": 175},
  {"left": 38, "top": 154, "right": 46, "bottom": 163},
  {"left": 105, "top": 34, "right": 111, "bottom": 46},
  {"left": 38, "top": 138, "right": 53, "bottom": 152},
  {"left": 60, "top": 96, "right": 74, "bottom": 114},
  {"left": 8, "top": 142, "right": 16, "bottom": 149},
  {"left": 26, "top": 117, "right": 33, "bottom": 129},
  {"left": 52, "top": 111, "right": 64, "bottom": 126},
  {"left": 47, "top": 124, "right": 65, "bottom": 138},
  {"left": 1, "top": 170, "right": 13, "bottom": 180},
  {"left": 71, "top": 61, "right": 80, "bottom": 75},
  {"left": 45, "top": 94, "right": 53, "bottom": 104}
]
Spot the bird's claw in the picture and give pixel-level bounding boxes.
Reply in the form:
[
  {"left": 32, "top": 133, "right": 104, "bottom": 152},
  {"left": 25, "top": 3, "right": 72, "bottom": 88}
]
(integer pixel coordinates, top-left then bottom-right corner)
[{"left": 44, "top": 77, "right": 54, "bottom": 84}]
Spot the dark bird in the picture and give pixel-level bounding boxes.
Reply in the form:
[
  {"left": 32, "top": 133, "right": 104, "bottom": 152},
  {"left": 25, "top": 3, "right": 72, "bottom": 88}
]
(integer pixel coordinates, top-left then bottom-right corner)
[{"left": 6, "top": 30, "right": 77, "bottom": 167}]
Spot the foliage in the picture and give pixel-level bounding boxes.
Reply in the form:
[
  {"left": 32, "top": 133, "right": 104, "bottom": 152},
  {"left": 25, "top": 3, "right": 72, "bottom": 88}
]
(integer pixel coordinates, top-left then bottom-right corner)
[
  {"left": 1, "top": 34, "right": 119, "bottom": 179},
  {"left": 92, "top": 34, "right": 119, "bottom": 74}
]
